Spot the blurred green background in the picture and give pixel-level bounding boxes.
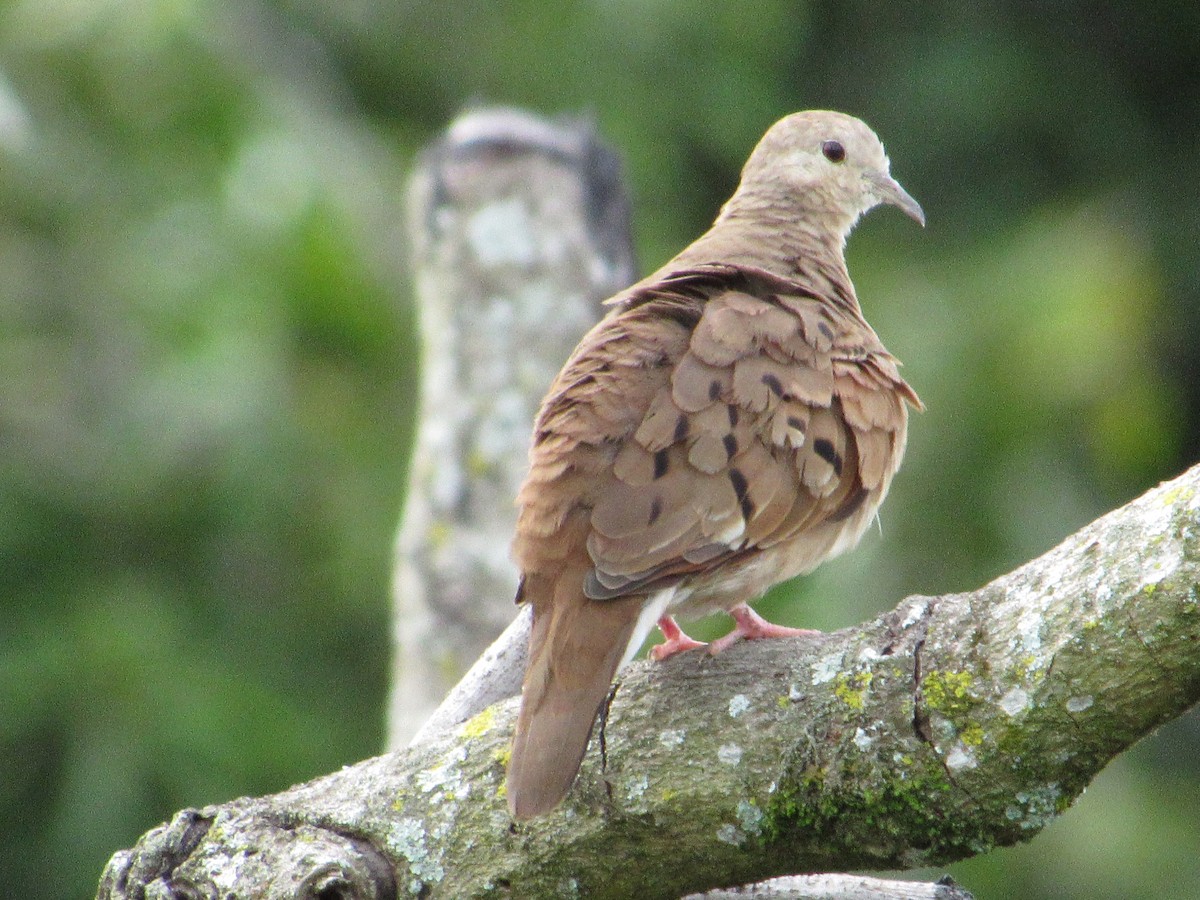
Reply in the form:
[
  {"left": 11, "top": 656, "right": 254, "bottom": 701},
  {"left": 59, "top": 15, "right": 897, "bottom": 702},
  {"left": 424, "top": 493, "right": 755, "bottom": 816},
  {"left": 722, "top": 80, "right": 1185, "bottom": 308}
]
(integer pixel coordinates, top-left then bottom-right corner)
[{"left": 1, "top": 1, "right": 1198, "bottom": 897}]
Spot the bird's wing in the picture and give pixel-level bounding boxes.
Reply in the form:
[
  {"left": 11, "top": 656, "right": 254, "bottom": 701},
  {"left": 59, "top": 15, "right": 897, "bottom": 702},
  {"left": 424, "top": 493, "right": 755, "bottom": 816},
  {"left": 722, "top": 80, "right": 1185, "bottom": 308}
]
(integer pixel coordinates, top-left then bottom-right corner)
[{"left": 513, "top": 268, "right": 919, "bottom": 602}]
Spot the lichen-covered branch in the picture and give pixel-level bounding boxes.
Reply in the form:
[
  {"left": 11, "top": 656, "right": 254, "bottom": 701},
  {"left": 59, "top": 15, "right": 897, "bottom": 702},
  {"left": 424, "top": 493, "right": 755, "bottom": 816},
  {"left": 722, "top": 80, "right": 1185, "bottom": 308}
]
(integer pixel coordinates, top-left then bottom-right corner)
[{"left": 99, "top": 463, "right": 1200, "bottom": 899}]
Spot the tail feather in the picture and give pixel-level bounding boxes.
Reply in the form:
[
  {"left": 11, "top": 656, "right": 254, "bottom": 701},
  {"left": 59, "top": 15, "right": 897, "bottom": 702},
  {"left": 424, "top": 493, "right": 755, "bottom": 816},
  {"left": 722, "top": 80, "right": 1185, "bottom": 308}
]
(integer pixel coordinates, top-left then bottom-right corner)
[{"left": 506, "top": 571, "right": 642, "bottom": 819}]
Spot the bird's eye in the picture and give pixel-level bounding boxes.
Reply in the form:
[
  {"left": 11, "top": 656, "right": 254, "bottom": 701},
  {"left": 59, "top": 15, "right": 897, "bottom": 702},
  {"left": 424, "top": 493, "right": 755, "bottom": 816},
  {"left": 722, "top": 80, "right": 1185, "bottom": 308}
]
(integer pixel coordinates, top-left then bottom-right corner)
[{"left": 821, "top": 140, "right": 846, "bottom": 163}]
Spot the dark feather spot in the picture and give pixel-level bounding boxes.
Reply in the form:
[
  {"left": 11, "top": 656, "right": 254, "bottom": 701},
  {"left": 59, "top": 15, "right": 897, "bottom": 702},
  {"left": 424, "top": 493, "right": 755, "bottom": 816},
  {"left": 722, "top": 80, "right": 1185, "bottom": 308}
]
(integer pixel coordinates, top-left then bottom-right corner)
[
  {"left": 818, "top": 321, "right": 835, "bottom": 341},
  {"left": 787, "top": 415, "right": 807, "bottom": 433},
  {"left": 740, "top": 493, "right": 755, "bottom": 522},
  {"left": 723, "top": 433, "right": 739, "bottom": 460},
  {"left": 709, "top": 379, "right": 723, "bottom": 401},
  {"left": 648, "top": 496, "right": 663, "bottom": 525},
  {"left": 761, "top": 373, "right": 784, "bottom": 397},
  {"left": 674, "top": 413, "right": 690, "bottom": 444},
  {"left": 727, "top": 405, "right": 739, "bottom": 427},
  {"left": 829, "top": 483, "right": 868, "bottom": 522},
  {"left": 653, "top": 448, "right": 670, "bottom": 479},
  {"left": 729, "top": 468, "right": 748, "bottom": 500},
  {"left": 659, "top": 303, "right": 703, "bottom": 330},
  {"left": 813, "top": 438, "right": 844, "bottom": 476}
]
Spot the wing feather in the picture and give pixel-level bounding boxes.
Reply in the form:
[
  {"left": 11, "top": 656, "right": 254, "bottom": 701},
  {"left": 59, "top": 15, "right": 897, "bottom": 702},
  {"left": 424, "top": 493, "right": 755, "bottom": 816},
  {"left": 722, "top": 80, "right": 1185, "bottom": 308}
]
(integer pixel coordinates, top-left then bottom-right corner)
[{"left": 515, "top": 273, "right": 920, "bottom": 607}]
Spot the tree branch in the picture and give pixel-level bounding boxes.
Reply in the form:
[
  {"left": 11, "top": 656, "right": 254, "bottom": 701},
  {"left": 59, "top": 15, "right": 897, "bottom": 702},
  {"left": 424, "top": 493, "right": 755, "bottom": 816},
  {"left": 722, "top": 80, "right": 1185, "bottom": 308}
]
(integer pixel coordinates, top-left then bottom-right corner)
[{"left": 99, "top": 461, "right": 1200, "bottom": 899}]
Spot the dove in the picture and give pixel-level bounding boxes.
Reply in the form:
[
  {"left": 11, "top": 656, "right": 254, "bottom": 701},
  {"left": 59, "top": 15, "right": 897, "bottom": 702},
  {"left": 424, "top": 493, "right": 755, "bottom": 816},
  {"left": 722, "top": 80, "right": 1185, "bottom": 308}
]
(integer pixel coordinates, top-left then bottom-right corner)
[{"left": 505, "top": 110, "right": 924, "bottom": 819}]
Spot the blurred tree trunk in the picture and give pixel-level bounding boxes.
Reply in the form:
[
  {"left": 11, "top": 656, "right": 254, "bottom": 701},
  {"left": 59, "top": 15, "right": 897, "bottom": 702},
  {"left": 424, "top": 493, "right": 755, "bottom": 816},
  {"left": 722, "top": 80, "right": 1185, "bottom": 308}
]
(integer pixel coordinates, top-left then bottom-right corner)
[{"left": 389, "top": 107, "right": 638, "bottom": 747}]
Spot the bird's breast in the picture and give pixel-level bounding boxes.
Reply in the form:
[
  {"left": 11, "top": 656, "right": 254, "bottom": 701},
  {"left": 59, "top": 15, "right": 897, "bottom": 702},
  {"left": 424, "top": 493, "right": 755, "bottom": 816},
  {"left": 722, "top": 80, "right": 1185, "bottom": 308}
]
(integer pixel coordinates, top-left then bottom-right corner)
[{"left": 661, "top": 477, "right": 887, "bottom": 624}]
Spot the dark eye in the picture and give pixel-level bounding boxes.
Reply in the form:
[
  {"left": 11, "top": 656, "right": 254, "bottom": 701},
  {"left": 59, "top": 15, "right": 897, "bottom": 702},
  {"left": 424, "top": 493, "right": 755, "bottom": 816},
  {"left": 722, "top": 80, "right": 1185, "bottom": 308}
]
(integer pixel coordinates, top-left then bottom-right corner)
[{"left": 821, "top": 140, "right": 846, "bottom": 163}]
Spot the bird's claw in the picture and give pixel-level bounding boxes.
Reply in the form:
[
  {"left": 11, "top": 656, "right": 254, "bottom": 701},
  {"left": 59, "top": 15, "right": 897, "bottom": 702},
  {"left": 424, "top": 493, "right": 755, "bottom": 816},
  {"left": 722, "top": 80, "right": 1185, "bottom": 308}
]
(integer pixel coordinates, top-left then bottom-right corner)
[
  {"left": 650, "top": 615, "right": 708, "bottom": 661},
  {"left": 707, "top": 603, "right": 821, "bottom": 654}
]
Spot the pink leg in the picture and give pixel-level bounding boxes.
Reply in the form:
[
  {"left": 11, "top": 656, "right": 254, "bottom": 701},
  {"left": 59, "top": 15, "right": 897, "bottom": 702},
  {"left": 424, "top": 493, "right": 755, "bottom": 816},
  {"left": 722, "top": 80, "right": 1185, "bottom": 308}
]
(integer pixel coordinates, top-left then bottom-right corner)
[
  {"left": 707, "top": 603, "right": 822, "bottom": 655},
  {"left": 650, "top": 615, "right": 707, "bottom": 661}
]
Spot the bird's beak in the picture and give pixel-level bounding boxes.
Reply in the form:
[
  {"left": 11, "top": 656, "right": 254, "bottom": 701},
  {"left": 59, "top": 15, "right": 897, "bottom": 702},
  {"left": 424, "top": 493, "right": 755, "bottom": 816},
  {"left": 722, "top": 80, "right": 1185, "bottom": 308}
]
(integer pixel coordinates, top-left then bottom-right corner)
[{"left": 867, "top": 171, "right": 925, "bottom": 227}]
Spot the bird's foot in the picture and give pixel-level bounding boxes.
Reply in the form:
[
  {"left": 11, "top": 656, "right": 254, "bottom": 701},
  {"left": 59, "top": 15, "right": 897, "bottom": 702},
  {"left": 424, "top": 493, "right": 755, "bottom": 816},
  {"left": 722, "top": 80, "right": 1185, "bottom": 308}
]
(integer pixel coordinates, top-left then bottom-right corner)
[
  {"left": 650, "top": 615, "right": 707, "bottom": 661},
  {"left": 708, "top": 603, "right": 821, "bottom": 655}
]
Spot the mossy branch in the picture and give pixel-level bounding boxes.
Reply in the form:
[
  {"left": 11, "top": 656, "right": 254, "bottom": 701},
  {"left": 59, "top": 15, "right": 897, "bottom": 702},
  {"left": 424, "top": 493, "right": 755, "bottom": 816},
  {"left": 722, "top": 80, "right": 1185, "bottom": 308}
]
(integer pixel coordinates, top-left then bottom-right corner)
[{"left": 98, "top": 462, "right": 1200, "bottom": 899}]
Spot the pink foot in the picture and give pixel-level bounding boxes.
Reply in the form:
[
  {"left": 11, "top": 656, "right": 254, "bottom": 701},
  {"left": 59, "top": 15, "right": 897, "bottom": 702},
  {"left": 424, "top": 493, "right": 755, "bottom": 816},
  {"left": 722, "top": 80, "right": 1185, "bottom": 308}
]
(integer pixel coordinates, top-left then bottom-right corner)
[
  {"left": 650, "top": 615, "right": 707, "bottom": 661},
  {"left": 708, "top": 603, "right": 822, "bottom": 654}
]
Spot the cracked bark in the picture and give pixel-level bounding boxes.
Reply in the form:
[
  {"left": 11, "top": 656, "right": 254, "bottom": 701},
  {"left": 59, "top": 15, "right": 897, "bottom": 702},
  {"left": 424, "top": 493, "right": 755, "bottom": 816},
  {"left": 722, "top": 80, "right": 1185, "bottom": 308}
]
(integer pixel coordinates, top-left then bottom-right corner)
[{"left": 95, "top": 108, "right": 1200, "bottom": 898}]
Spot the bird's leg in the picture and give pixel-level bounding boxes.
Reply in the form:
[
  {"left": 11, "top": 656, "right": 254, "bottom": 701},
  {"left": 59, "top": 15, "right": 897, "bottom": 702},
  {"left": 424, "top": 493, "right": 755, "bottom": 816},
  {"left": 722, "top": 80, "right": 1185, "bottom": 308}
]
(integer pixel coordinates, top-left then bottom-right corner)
[
  {"left": 649, "top": 615, "right": 707, "bottom": 661},
  {"left": 707, "top": 603, "right": 822, "bottom": 654}
]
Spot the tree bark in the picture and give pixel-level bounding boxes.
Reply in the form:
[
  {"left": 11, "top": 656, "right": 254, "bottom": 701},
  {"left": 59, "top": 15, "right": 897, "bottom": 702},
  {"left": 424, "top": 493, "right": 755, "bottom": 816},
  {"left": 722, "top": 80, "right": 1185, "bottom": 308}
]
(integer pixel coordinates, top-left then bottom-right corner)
[
  {"left": 98, "top": 461, "right": 1200, "bottom": 898},
  {"left": 389, "top": 106, "right": 637, "bottom": 747}
]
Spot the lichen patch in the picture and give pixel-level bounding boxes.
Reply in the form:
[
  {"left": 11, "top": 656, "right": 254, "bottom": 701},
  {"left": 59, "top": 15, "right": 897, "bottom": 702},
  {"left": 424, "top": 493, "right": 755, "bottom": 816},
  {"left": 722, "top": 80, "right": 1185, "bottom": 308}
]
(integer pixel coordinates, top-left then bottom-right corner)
[
  {"left": 459, "top": 706, "right": 497, "bottom": 740},
  {"left": 1006, "top": 784, "right": 1063, "bottom": 831},
  {"left": 1066, "top": 694, "right": 1094, "bottom": 713},
  {"left": 998, "top": 686, "right": 1030, "bottom": 716},
  {"left": 812, "top": 649, "right": 844, "bottom": 685},
  {"left": 716, "top": 823, "right": 745, "bottom": 845},
  {"left": 625, "top": 774, "right": 650, "bottom": 804},
  {"left": 901, "top": 598, "right": 930, "bottom": 628},
  {"left": 387, "top": 817, "right": 446, "bottom": 894},
  {"left": 717, "top": 743, "right": 744, "bottom": 766},
  {"left": 659, "top": 728, "right": 686, "bottom": 747},
  {"left": 736, "top": 799, "right": 764, "bottom": 837},
  {"left": 945, "top": 743, "right": 978, "bottom": 772},
  {"left": 415, "top": 745, "right": 469, "bottom": 803},
  {"left": 853, "top": 727, "right": 876, "bottom": 751},
  {"left": 467, "top": 198, "right": 537, "bottom": 266},
  {"left": 728, "top": 694, "right": 751, "bottom": 718}
]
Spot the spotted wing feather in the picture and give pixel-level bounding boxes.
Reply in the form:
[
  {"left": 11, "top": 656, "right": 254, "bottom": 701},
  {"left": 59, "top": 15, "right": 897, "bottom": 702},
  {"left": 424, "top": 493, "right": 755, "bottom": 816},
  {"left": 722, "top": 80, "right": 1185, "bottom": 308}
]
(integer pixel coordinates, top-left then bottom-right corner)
[{"left": 515, "top": 271, "right": 918, "bottom": 608}]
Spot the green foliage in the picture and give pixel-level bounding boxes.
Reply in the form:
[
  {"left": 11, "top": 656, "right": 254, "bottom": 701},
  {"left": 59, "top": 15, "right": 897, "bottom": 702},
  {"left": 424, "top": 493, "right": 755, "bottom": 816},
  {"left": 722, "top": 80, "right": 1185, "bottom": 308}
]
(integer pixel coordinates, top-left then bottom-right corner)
[{"left": 0, "top": 2, "right": 1198, "bottom": 898}]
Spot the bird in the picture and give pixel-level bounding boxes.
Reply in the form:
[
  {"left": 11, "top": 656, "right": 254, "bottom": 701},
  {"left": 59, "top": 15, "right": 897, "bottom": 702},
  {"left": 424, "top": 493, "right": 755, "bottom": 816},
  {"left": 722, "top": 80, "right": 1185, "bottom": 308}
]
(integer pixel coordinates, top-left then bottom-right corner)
[{"left": 504, "top": 110, "right": 924, "bottom": 820}]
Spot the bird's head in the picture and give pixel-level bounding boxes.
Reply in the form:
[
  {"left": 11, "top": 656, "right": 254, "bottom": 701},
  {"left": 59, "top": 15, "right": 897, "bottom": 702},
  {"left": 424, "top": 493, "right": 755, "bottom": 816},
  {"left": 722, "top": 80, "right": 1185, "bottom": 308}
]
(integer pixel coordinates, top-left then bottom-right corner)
[{"left": 732, "top": 110, "right": 924, "bottom": 237}]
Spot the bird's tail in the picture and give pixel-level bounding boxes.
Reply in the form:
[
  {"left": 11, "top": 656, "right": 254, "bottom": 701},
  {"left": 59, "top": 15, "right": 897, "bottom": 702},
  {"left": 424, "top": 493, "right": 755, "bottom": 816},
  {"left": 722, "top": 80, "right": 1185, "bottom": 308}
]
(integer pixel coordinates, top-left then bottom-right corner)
[{"left": 506, "top": 568, "right": 642, "bottom": 820}]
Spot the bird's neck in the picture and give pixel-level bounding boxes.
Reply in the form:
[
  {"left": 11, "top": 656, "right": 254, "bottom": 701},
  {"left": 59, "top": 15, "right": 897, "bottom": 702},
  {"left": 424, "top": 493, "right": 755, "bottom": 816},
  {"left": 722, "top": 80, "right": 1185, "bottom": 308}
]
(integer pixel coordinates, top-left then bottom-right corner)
[{"left": 667, "top": 198, "right": 862, "bottom": 312}]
